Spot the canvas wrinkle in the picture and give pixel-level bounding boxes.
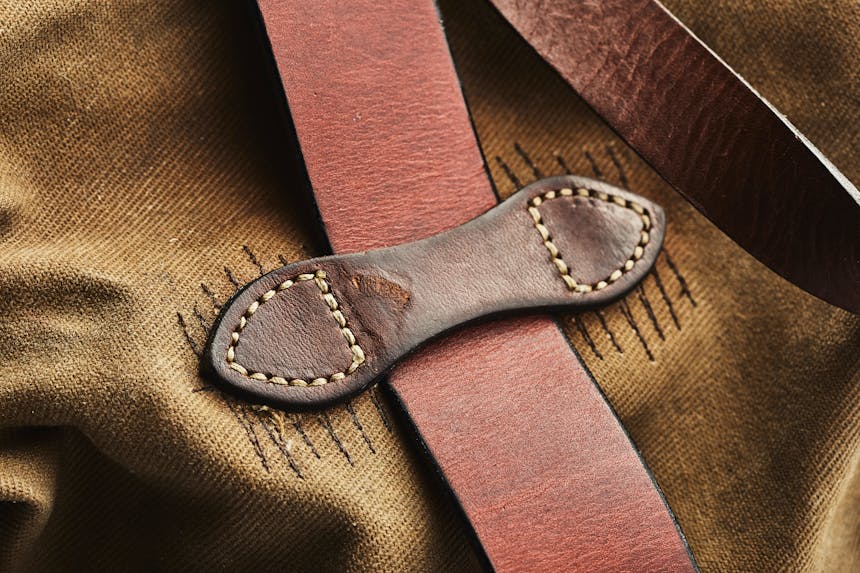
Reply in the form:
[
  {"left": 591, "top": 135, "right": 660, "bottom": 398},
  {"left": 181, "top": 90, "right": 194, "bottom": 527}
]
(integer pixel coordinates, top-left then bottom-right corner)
[
  {"left": 0, "top": 0, "right": 482, "bottom": 569},
  {"left": 0, "top": 0, "right": 857, "bottom": 571}
]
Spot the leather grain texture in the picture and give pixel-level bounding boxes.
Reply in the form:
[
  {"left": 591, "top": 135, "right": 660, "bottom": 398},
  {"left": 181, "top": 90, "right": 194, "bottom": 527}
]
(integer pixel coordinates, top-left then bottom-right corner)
[
  {"left": 254, "top": 0, "right": 696, "bottom": 570},
  {"left": 490, "top": 0, "right": 860, "bottom": 314},
  {"left": 205, "top": 176, "right": 666, "bottom": 409},
  {"left": 256, "top": 0, "right": 492, "bottom": 250}
]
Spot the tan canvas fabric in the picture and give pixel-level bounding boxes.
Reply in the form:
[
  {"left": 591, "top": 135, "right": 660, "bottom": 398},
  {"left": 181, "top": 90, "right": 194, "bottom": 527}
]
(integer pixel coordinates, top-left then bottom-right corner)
[{"left": 0, "top": 1, "right": 857, "bottom": 571}]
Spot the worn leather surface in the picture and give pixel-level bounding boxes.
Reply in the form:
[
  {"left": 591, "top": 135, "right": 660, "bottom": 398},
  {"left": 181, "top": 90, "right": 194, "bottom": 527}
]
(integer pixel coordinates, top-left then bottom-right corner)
[
  {"left": 205, "top": 176, "right": 665, "bottom": 409},
  {"left": 490, "top": 0, "right": 860, "bottom": 315},
  {"left": 251, "top": 0, "right": 697, "bottom": 570},
  {"left": 395, "top": 316, "right": 695, "bottom": 572}
]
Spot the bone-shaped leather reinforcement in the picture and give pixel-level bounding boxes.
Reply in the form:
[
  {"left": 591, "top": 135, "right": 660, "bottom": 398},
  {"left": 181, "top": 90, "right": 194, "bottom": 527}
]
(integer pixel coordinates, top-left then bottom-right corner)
[{"left": 203, "top": 175, "right": 665, "bottom": 410}]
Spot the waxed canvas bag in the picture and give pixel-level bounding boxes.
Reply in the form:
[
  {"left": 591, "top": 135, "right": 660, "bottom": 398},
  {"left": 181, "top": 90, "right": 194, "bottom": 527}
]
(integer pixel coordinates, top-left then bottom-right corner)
[{"left": 0, "top": 1, "right": 857, "bottom": 571}]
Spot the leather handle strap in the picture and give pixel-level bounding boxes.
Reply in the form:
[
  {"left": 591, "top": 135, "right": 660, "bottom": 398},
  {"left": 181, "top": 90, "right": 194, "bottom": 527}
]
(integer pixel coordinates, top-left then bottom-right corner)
[
  {"left": 253, "top": 0, "right": 697, "bottom": 570},
  {"left": 489, "top": 0, "right": 860, "bottom": 314}
]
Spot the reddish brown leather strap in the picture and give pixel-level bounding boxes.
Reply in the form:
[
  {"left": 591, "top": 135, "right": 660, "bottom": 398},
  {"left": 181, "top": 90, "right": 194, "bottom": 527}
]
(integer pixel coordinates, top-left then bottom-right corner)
[
  {"left": 254, "top": 0, "right": 696, "bottom": 570},
  {"left": 489, "top": 0, "right": 860, "bottom": 314}
]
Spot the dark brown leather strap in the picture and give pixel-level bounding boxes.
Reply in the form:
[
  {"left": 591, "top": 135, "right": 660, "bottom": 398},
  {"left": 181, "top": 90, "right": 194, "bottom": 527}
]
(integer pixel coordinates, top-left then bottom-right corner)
[
  {"left": 490, "top": 0, "right": 860, "bottom": 314},
  {"left": 205, "top": 176, "right": 666, "bottom": 409},
  {"left": 253, "top": 0, "right": 696, "bottom": 570}
]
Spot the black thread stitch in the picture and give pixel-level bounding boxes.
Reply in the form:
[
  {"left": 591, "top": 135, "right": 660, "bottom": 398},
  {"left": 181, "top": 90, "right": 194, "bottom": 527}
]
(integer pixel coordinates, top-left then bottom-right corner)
[
  {"left": 583, "top": 150, "right": 603, "bottom": 178},
  {"left": 256, "top": 410, "right": 303, "bottom": 479},
  {"left": 594, "top": 310, "right": 623, "bottom": 354},
  {"left": 553, "top": 153, "right": 572, "bottom": 175},
  {"left": 291, "top": 415, "right": 321, "bottom": 459},
  {"left": 636, "top": 284, "right": 665, "bottom": 341},
  {"left": 319, "top": 413, "right": 353, "bottom": 466},
  {"left": 243, "top": 245, "right": 266, "bottom": 276},
  {"left": 495, "top": 156, "right": 523, "bottom": 189},
  {"left": 605, "top": 144, "right": 630, "bottom": 188},
  {"left": 346, "top": 401, "right": 376, "bottom": 454},
  {"left": 651, "top": 267, "right": 681, "bottom": 330},
  {"left": 223, "top": 266, "right": 241, "bottom": 289},
  {"left": 619, "top": 299, "right": 655, "bottom": 362},
  {"left": 663, "top": 248, "right": 697, "bottom": 307},
  {"left": 200, "top": 282, "right": 222, "bottom": 310},
  {"left": 369, "top": 387, "right": 392, "bottom": 433},
  {"left": 231, "top": 402, "right": 271, "bottom": 472},
  {"left": 193, "top": 305, "right": 211, "bottom": 333},
  {"left": 178, "top": 311, "right": 213, "bottom": 392},
  {"left": 177, "top": 312, "right": 202, "bottom": 358},
  {"left": 572, "top": 315, "right": 603, "bottom": 360},
  {"left": 514, "top": 142, "right": 544, "bottom": 179}
]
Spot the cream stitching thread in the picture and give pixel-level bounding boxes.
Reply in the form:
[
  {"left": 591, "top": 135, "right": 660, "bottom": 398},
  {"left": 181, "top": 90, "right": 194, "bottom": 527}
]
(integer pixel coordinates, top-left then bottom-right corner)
[
  {"left": 225, "top": 270, "right": 365, "bottom": 387},
  {"left": 528, "top": 186, "right": 652, "bottom": 293}
]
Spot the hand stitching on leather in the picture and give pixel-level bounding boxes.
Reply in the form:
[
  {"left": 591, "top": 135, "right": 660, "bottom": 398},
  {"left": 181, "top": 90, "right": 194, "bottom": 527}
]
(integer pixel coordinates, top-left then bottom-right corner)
[
  {"left": 528, "top": 186, "right": 651, "bottom": 292},
  {"left": 225, "top": 270, "right": 365, "bottom": 387}
]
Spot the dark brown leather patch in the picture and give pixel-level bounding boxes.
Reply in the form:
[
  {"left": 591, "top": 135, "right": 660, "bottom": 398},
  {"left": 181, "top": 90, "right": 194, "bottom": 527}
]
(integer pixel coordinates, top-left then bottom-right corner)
[
  {"left": 203, "top": 175, "right": 665, "bottom": 410},
  {"left": 231, "top": 277, "right": 356, "bottom": 382},
  {"left": 538, "top": 195, "right": 646, "bottom": 286}
]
